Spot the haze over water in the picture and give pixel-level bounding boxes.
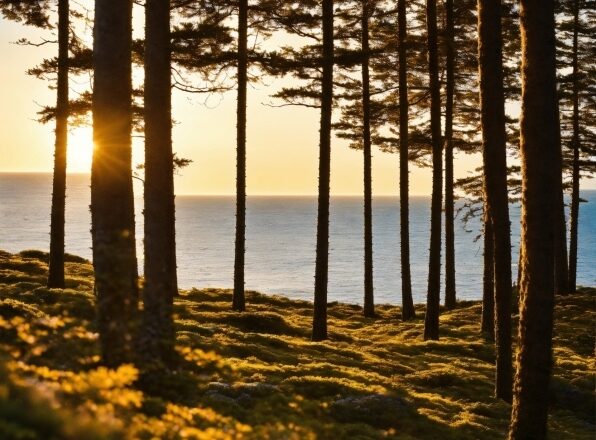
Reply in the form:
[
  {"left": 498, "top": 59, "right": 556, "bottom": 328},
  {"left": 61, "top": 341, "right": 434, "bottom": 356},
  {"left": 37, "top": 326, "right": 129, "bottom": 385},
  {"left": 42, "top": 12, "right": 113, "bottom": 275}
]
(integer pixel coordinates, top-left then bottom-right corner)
[{"left": 1, "top": 173, "right": 594, "bottom": 304}]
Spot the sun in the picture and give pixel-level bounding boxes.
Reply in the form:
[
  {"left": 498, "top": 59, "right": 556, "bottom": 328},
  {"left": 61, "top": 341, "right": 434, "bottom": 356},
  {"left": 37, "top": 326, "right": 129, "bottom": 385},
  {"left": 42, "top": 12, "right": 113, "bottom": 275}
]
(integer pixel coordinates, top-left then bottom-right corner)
[{"left": 67, "top": 126, "right": 94, "bottom": 172}]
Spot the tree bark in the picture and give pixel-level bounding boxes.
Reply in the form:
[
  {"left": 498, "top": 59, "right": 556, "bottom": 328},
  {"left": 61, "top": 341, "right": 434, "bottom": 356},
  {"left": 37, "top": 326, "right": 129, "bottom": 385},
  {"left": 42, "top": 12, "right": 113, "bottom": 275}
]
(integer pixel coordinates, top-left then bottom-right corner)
[
  {"left": 423, "top": 0, "right": 443, "bottom": 341},
  {"left": 478, "top": 0, "right": 513, "bottom": 402},
  {"left": 517, "top": 241, "right": 523, "bottom": 287},
  {"left": 142, "top": 0, "right": 175, "bottom": 367},
  {"left": 47, "top": 0, "right": 69, "bottom": 289},
  {"left": 398, "top": 0, "right": 415, "bottom": 321},
  {"left": 554, "top": 97, "right": 569, "bottom": 296},
  {"left": 568, "top": 0, "right": 580, "bottom": 293},
  {"left": 481, "top": 210, "right": 494, "bottom": 340},
  {"left": 361, "top": 1, "right": 374, "bottom": 318},
  {"left": 554, "top": 159, "right": 569, "bottom": 296},
  {"left": 509, "top": 0, "right": 559, "bottom": 436},
  {"left": 233, "top": 0, "right": 248, "bottom": 312},
  {"left": 443, "top": 0, "right": 456, "bottom": 310},
  {"left": 312, "top": 0, "right": 334, "bottom": 341},
  {"left": 91, "top": 0, "right": 138, "bottom": 368}
]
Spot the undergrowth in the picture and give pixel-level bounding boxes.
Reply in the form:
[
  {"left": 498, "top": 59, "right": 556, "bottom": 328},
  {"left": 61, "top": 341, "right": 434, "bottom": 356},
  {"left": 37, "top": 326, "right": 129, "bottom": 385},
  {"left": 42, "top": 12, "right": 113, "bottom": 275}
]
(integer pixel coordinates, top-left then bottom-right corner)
[{"left": 0, "top": 250, "right": 593, "bottom": 439}]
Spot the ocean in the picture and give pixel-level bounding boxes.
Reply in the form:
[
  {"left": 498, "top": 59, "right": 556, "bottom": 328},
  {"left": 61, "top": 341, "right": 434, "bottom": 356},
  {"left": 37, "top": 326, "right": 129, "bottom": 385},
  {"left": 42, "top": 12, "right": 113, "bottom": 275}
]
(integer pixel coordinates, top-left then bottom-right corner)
[{"left": 1, "top": 173, "right": 594, "bottom": 304}]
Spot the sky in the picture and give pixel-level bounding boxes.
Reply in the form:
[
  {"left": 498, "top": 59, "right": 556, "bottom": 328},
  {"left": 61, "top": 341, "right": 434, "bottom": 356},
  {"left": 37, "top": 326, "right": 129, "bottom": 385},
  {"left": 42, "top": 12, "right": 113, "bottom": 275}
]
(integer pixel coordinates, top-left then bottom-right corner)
[{"left": 1, "top": 9, "right": 591, "bottom": 196}]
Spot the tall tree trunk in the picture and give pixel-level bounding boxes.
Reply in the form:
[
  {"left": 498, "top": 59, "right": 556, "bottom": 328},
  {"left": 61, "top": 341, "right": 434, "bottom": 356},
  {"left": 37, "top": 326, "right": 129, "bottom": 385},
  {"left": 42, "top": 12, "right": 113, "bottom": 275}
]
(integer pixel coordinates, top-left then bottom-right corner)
[
  {"left": 361, "top": 0, "right": 374, "bottom": 318},
  {"left": 91, "top": 0, "right": 138, "bottom": 368},
  {"left": 443, "top": 0, "right": 456, "bottom": 310},
  {"left": 423, "top": 0, "right": 443, "bottom": 341},
  {"left": 481, "top": 210, "right": 494, "bottom": 340},
  {"left": 568, "top": 0, "right": 580, "bottom": 293},
  {"left": 142, "top": 0, "right": 175, "bottom": 367},
  {"left": 517, "top": 242, "right": 523, "bottom": 287},
  {"left": 554, "top": 154, "right": 569, "bottom": 296},
  {"left": 478, "top": 0, "right": 513, "bottom": 403},
  {"left": 554, "top": 97, "right": 569, "bottom": 296},
  {"left": 398, "top": 0, "right": 415, "bottom": 321},
  {"left": 47, "top": 0, "right": 69, "bottom": 289},
  {"left": 233, "top": 0, "right": 248, "bottom": 312},
  {"left": 312, "top": 0, "right": 334, "bottom": 341},
  {"left": 509, "top": 0, "right": 559, "bottom": 436}
]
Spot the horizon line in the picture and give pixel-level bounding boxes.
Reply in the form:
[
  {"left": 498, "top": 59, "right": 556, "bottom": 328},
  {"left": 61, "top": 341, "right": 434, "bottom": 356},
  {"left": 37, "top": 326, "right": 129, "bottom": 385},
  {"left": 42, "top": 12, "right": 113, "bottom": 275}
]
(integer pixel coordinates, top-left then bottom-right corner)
[
  {"left": 2, "top": 171, "right": 595, "bottom": 196},
  {"left": 0, "top": 171, "right": 433, "bottom": 197}
]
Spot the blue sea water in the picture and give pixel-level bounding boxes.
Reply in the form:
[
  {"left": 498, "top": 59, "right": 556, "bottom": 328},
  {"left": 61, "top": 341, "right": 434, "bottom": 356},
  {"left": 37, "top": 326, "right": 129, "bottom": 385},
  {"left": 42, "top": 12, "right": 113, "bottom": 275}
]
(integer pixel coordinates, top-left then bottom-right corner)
[{"left": 0, "top": 173, "right": 594, "bottom": 304}]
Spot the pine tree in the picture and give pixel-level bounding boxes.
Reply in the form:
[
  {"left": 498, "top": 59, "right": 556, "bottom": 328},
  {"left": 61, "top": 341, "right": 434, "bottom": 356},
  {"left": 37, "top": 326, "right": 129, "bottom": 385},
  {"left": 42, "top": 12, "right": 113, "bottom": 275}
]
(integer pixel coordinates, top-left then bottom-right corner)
[
  {"left": 91, "top": 0, "right": 138, "bottom": 367},
  {"left": 47, "top": 0, "right": 69, "bottom": 289},
  {"left": 509, "top": 0, "right": 560, "bottom": 435},
  {"left": 360, "top": 0, "right": 375, "bottom": 318},
  {"left": 477, "top": 0, "right": 512, "bottom": 402},
  {"left": 172, "top": 0, "right": 281, "bottom": 311},
  {"left": 267, "top": 1, "right": 337, "bottom": 339},
  {"left": 397, "top": 0, "right": 415, "bottom": 321},
  {"left": 0, "top": 0, "right": 71, "bottom": 289},
  {"left": 556, "top": 0, "right": 596, "bottom": 293},
  {"left": 423, "top": 0, "right": 443, "bottom": 341},
  {"left": 233, "top": 0, "right": 249, "bottom": 312},
  {"left": 443, "top": 0, "right": 456, "bottom": 310},
  {"left": 313, "top": 0, "right": 334, "bottom": 341},
  {"left": 566, "top": 0, "right": 581, "bottom": 293},
  {"left": 142, "top": 0, "right": 176, "bottom": 367}
]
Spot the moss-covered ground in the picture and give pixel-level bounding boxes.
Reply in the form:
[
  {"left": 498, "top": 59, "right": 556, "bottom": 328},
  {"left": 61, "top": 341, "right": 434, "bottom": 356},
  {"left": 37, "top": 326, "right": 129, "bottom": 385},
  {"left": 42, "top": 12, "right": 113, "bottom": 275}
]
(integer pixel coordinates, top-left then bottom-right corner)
[{"left": 0, "top": 249, "right": 593, "bottom": 439}]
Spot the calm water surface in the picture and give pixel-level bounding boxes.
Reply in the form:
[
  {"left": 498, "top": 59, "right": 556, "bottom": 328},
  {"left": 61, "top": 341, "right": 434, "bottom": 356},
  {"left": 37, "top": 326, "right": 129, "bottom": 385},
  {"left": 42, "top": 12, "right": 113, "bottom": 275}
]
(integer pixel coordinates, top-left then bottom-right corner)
[{"left": 1, "top": 173, "right": 594, "bottom": 304}]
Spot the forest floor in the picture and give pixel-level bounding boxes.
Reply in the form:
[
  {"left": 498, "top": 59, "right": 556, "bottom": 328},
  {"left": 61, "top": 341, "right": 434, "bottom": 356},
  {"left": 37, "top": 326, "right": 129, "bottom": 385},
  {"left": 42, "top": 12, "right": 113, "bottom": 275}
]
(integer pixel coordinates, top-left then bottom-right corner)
[{"left": 0, "top": 249, "right": 594, "bottom": 439}]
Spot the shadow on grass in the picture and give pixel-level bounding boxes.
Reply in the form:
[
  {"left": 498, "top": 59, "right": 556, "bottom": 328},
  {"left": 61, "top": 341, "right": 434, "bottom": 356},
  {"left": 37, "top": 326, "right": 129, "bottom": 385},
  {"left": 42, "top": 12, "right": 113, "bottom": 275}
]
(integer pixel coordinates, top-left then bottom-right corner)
[{"left": 0, "top": 250, "right": 593, "bottom": 439}]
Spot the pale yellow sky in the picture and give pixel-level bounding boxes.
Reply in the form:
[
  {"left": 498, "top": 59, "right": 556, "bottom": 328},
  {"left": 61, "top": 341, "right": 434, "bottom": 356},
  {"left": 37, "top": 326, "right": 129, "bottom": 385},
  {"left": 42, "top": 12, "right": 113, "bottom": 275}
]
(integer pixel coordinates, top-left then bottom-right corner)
[{"left": 2, "top": 11, "right": 586, "bottom": 196}]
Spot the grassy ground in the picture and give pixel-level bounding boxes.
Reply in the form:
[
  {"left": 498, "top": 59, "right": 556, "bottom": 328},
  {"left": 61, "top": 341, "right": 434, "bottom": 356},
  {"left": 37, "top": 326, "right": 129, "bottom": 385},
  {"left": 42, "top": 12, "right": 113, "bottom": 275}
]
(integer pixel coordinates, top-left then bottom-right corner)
[{"left": 0, "top": 249, "right": 594, "bottom": 439}]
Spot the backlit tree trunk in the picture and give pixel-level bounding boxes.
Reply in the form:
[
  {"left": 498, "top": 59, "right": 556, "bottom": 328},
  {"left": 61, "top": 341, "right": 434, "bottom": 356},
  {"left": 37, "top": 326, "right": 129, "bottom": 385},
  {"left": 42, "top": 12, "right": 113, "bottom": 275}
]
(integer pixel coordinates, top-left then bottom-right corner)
[
  {"left": 398, "top": 0, "right": 415, "bottom": 321},
  {"left": 443, "top": 0, "right": 456, "bottom": 310},
  {"left": 142, "top": 0, "right": 176, "bottom": 366},
  {"left": 361, "top": 0, "right": 374, "bottom": 318},
  {"left": 312, "top": 0, "right": 334, "bottom": 341},
  {"left": 478, "top": 0, "right": 513, "bottom": 402},
  {"left": 47, "top": 0, "right": 69, "bottom": 289},
  {"left": 91, "top": 0, "right": 138, "bottom": 367},
  {"left": 481, "top": 211, "right": 494, "bottom": 340},
  {"left": 568, "top": 0, "right": 580, "bottom": 293},
  {"left": 554, "top": 167, "right": 569, "bottom": 297},
  {"left": 554, "top": 98, "right": 569, "bottom": 296},
  {"left": 423, "top": 0, "right": 443, "bottom": 341},
  {"left": 233, "top": 0, "right": 248, "bottom": 312},
  {"left": 509, "top": 0, "right": 560, "bottom": 436}
]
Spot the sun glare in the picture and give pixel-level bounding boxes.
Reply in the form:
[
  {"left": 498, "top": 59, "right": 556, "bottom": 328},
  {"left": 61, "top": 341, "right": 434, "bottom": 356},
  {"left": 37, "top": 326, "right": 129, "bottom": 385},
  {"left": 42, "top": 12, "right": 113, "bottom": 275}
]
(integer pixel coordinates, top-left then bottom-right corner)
[{"left": 67, "top": 127, "right": 93, "bottom": 172}]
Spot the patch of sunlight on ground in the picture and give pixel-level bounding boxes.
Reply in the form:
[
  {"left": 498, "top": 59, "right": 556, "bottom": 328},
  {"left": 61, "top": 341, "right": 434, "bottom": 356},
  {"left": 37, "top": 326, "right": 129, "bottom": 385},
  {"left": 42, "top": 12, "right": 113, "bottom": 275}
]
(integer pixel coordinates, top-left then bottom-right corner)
[{"left": 0, "top": 249, "right": 594, "bottom": 439}]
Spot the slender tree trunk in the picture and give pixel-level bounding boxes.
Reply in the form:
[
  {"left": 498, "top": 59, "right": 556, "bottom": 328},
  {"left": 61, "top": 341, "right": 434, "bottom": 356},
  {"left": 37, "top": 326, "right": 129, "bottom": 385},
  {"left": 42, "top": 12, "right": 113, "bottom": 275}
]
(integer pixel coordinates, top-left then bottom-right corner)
[
  {"left": 443, "top": 0, "right": 456, "bottom": 310},
  {"left": 517, "top": 242, "right": 523, "bottom": 287},
  {"left": 568, "top": 0, "right": 580, "bottom": 293},
  {"left": 142, "top": 0, "right": 175, "bottom": 367},
  {"left": 398, "top": 0, "right": 415, "bottom": 321},
  {"left": 554, "top": 96, "right": 569, "bottom": 296},
  {"left": 554, "top": 152, "right": 569, "bottom": 296},
  {"left": 91, "top": 0, "right": 138, "bottom": 368},
  {"left": 361, "top": 1, "right": 374, "bottom": 318},
  {"left": 509, "top": 0, "right": 559, "bottom": 436},
  {"left": 233, "top": 0, "right": 248, "bottom": 312},
  {"left": 312, "top": 0, "right": 334, "bottom": 341},
  {"left": 423, "top": 0, "right": 443, "bottom": 341},
  {"left": 478, "top": 0, "right": 513, "bottom": 403},
  {"left": 47, "top": 0, "right": 69, "bottom": 289},
  {"left": 481, "top": 210, "right": 494, "bottom": 340}
]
